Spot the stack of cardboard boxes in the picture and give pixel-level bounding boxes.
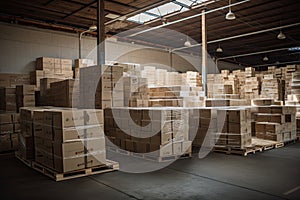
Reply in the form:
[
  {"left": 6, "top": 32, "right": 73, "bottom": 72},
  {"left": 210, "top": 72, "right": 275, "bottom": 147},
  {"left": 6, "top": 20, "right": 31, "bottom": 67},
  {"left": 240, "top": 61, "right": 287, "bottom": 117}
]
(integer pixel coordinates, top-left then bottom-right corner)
[
  {"left": 19, "top": 107, "right": 43, "bottom": 160},
  {"left": 40, "top": 79, "right": 80, "bottom": 108},
  {"left": 254, "top": 106, "right": 297, "bottom": 142},
  {"left": 33, "top": 108, "right": 106, "bottom": 173},
  {"left": 124, "top": 77, "right": 149, "bottom": 107},
  {"left": 215, "top": 108, "right": 252, "bottom": 148},
  {"left": 260, "top": 74, "right": 285, "bottom": 101},
  {"left": 105, "top": 108, "right": 191, "bottom": 158},
  {"left": 30, "top": 57, "right": 73, "bottom": 89},
  {"left": 0, "top": 73, "right": 30, "bottom": 88},
  {"left": 74, "top": 59, "right": 95, "bottom": 79},
  {"left": 16, "top": 85, "right": 36, "bottom": 111},
  {"left": 80, "top": 65, "right": 124, "bottom": 109},
  {"left": 0, "top": 113, "right": 19, "bottom": 152},
  {"left": 0, "top": 87, "right": 17, "bottom": 112}
]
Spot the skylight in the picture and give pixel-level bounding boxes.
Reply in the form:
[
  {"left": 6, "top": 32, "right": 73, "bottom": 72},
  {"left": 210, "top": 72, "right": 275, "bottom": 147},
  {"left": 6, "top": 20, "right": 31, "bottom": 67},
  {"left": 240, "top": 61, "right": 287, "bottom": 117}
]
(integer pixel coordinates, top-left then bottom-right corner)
[{"left": 127, "top": 0, "right": 210, "bottom": 24}]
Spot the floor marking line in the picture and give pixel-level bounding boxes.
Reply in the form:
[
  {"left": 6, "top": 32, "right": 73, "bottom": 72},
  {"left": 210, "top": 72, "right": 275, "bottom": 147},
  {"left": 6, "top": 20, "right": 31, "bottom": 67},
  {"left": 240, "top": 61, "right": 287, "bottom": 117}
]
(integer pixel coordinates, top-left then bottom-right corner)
[{"left": 284, "top": 186, "right": 300, "bottom": 195}]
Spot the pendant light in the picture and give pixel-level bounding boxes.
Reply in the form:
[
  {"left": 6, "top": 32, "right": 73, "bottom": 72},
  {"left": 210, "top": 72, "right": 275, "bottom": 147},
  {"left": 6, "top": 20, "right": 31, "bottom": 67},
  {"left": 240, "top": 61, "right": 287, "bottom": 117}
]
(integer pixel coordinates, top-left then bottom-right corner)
[{"left": 226, "top": 0, "right": 236, "bottom": 20}]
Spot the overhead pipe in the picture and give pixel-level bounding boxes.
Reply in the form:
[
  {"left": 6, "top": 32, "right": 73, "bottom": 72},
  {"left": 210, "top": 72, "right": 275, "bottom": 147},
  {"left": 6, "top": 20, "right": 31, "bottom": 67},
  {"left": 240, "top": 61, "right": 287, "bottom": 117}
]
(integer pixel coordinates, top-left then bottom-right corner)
[
  {"left": 173, "top": 22, "right": 300, "bottom": 52},
  {"left": 128, "top": 0, "right": 251, "bottom": 37},
  {"left": 215, "top": 47, "right": 290, "bottom": 69}
]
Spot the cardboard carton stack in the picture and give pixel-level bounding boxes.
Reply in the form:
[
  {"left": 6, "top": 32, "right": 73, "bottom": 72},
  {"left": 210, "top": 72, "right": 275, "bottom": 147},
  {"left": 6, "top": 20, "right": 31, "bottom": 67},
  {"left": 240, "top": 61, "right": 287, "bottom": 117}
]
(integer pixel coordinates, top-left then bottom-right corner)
[
  {"left": 30, "top": 57, "right": 73, "bottom": 89},
  {"left": 41, "top": 79, "right": 80, "bottom": 108},
  {"left": 80, "top": 65, "right": 124, "bottom": 109},
  {"left": 0, "top": 113, "right": 19, "bottom": 152},
  {"left": 184, "top": 71, "right": 202, "bottom": 87},
  {"left": 215, "top": 108, "right": 252, "bottom": 149},
  {"left": 244, "top": 76, "right": 260, "bottom": 100},
  {"left": 141, "top": 66, "right": 156, "bottom": 85},
  {"left": 0, "top": 87, "right": 17, "bottom": 112},
  {"left": 207, "top": 74, "right": 230, "bottom": 98},
  {"left": 233, "top": 70, "right": 246, "bottom": 99},
  {"left": 105, "top": 108, "right": 191, "bottom": 158},
  {"left": 0, "top": 73, "right": 30, "bottom": 88},
  {"left": 166, "top": 72, "right": 183, "bottom": 86},
  {"left": 254, "top": 106, "right": 297, "bottom": 142},
  {"left": 285, "top": 65, "right": 300, "bottom": 99},
  {"left": 33, "top": 108, "right": 106, "bottom": 173},
  {"left": 16, "top": 85, "right": 36, "bottom": 112},
  {"left": 74, "top": 59, "right": 95, "bottom": 79},
  {"left": 189, "top": 108, "right": 217, "bottom": 147},
  {"left": 124, "top": 77, "right": 149, "bottom": 107},
  {"left": 260, "top": 74, "right": 285, "bottom": 101},
  {"left": 19, "top": 107, "right": 43, "bottom": 160}
]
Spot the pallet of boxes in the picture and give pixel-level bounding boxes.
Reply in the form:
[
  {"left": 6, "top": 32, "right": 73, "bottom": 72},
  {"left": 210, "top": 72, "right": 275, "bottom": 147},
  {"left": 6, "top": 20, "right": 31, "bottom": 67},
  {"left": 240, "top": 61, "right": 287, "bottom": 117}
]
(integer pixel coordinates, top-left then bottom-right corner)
[
  {"left": 16, "top": 107, "right": 119, "bottom": 181},
  {"left": 253, "top": 106, "right": 297, "bottom": 150},
  {"left": 212, "top": 108, "right": 259, "bottom": 156},
  {"left": 105, "top": 108, "right": 192, "bottom": 162}
]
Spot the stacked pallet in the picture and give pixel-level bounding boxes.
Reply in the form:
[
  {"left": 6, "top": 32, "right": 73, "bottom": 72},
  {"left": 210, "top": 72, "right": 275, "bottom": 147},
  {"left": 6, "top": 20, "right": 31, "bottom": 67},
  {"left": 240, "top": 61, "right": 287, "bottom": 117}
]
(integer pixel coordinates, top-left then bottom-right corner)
[
  {"left": 105, "top": 108, "right": 192, "bottom": 159},
  {"left": 0, "top": 87, "right": 17, "bottom": 112},
  {"left": 32, "top": 108, "right": 106, "bottom": 173},
  {"left": 30, "top": 57, "right": 73, "bottom": 89},
  {"left": 254, "top": 106, "right": 297, "bottom": 142},
  {"left": 124, "top": 77, "right": 149, "bottom": 107},
  {"left": 189, "top": 108, "right": 217, "bottom": 147},
  {"left": 260, "top": 74, "right": 285, "bottom": 101},
  {"left": 215, "top": 108, "right": 252, "bottom": 149},
  {"left": 74, "top": 59, "right": 95, "bottom": 79},
  {"left": 16, "top": 85, "right": 36, "bottom": 111},
  {"left": 0, "top": 113, "right": 19, "bottom": 152},
  {"left": 80, "top": 65, "right": 124, "bottom": 109}
]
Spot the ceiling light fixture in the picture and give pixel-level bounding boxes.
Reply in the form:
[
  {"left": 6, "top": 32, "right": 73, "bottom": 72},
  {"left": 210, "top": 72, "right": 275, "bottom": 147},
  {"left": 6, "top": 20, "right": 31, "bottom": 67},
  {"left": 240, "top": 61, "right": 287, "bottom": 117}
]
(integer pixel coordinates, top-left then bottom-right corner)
[
  {"left": 184, "top": 35, "right": 192, "bottom": 47},
  {"left": 277, "top": 30, "right": 286, "bottom": 40},
  {"left": 263, "top": 56, "right": 269, "bottom": 62},
  {"left": 226, "top": 0, "right": 236, "bottom": 20},
  {"left": 216, "top": 44, "right": 223, "bottom": 53}
]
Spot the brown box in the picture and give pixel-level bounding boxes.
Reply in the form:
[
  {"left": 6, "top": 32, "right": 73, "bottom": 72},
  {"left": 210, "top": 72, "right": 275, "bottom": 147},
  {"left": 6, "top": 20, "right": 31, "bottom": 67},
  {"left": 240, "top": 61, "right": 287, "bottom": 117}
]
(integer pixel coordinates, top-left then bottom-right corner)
[
  {"left": 52, "top": 110, "right": 84, "bottom": 128},
  {"left": 16, "top": 85, "right": 35, "bottom": 95}
]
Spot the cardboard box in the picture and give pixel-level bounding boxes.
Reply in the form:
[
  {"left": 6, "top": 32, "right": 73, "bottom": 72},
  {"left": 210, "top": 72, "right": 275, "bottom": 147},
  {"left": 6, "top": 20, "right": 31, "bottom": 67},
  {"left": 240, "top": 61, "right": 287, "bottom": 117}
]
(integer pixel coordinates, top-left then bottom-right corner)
[
  {"left": 52, "top": 110, "right": 84, "bottom": 128},
  {"left": 84, "top": 109, "right": 104, "bottom": 125},
  {"left": 16, "top": 85, "right": 35, "bottom": 95}
]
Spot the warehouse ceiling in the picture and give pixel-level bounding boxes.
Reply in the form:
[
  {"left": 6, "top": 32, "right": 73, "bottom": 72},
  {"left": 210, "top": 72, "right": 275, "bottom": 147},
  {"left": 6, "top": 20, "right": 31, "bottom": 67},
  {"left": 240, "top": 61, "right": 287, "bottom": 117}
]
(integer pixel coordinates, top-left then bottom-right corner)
[{"left": 0, "top": 0, "right": 300, "bottom": 67}]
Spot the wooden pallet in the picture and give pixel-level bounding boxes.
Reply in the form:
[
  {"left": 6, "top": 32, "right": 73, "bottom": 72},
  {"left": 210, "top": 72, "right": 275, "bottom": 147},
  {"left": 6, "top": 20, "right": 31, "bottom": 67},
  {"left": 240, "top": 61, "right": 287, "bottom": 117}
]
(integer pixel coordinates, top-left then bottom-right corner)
[
  {"left": 213, "top": 145, "right": 262, "bottom": 156},
  {"left": 252, "top": 138, "right": 297, "bottom": 150},
  {"left": 15, "top": 152, "right": 32, "bottom": 167},
  {"left": 31, "top": 160, "right": 119, "bottom": 181}
]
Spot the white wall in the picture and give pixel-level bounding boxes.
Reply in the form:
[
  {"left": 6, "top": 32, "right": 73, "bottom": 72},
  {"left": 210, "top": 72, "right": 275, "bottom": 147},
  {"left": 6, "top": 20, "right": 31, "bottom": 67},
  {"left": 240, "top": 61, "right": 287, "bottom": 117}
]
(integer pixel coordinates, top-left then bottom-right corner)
[{"left": 0, "top": 22, "right": 226, "bottom": 74}]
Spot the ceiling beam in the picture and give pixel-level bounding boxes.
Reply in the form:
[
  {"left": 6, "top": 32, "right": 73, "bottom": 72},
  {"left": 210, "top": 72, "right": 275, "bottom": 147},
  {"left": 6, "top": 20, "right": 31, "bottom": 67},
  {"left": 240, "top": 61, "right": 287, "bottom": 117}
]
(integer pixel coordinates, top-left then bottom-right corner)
[{"left": 62, "top": 0, "right": 97, "bottom": 19}]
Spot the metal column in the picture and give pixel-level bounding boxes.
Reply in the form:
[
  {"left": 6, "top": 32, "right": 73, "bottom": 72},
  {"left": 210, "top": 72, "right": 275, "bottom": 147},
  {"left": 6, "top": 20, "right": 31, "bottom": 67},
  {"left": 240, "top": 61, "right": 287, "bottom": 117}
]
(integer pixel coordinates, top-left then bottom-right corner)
[
  {"left": 201, "top": 9, "right": 208, "bottom": 97},
  {"left": 97, "top": 0, "right": 105, "bottom": 66}
]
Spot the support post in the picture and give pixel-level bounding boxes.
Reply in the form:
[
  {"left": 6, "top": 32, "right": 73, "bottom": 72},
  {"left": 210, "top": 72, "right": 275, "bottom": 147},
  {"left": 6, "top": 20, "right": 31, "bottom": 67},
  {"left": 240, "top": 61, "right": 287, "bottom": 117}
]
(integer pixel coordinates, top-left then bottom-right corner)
[
  {"left": 201, "top": 9, "right": 208, "bottom": 98},
  {"left": 97, "top": 0, "right": 105, "bottom": 66}
]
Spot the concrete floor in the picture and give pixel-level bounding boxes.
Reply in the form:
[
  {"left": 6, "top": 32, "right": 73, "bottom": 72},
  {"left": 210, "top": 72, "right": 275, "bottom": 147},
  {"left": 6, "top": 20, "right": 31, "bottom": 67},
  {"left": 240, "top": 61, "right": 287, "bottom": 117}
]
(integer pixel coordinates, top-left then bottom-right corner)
[{"left": 1, "top": 143, "right": 300, "bottom": 200}]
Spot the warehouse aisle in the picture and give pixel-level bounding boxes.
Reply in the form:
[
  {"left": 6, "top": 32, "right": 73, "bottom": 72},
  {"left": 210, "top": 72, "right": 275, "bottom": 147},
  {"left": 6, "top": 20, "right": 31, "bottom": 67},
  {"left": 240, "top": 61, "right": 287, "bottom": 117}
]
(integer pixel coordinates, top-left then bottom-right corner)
[{"left": 0, "top": 143, "right": 299, "bottom": 200}]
